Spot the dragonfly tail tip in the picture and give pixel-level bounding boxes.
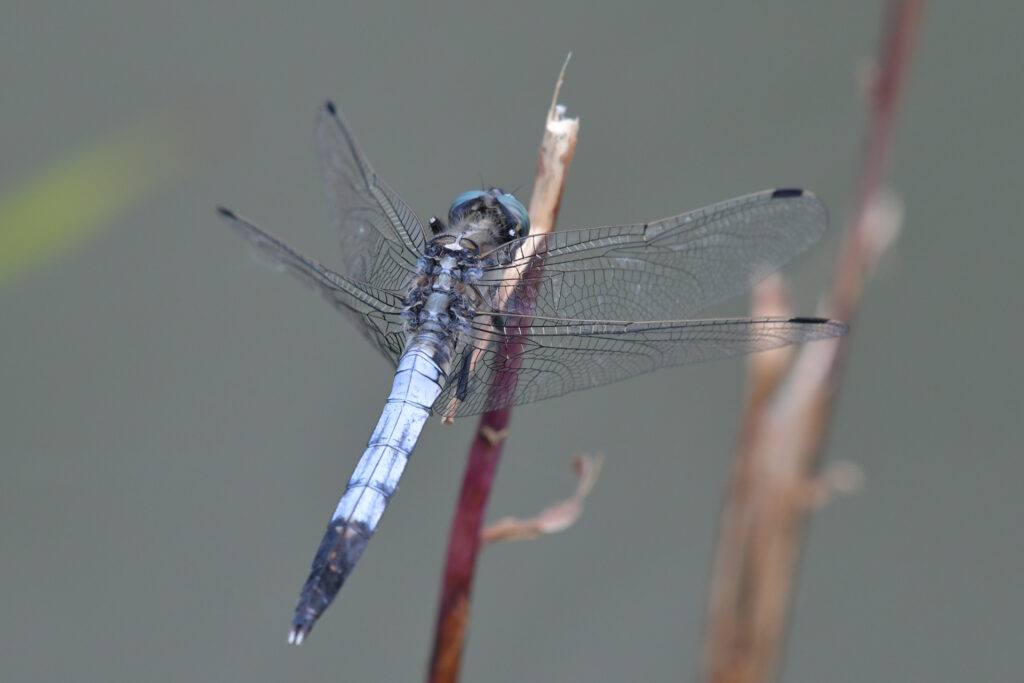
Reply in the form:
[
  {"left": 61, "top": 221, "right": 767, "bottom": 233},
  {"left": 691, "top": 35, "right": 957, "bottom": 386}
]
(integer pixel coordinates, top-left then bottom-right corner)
[{"left": 288, "top": 626, "right": 308, "bottom": 646}]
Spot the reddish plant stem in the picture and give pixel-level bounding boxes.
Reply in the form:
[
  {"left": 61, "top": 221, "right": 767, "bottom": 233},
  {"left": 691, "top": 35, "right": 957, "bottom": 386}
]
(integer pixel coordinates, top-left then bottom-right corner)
[
  {"left": 428, "top": 62, "right": 578, "bottom": 683},
  {"left": 427, "top": 286, "right": 539, "bottom": 682},
  {"left": 427, "top": 405, "right": 513, "bottom": 683}
]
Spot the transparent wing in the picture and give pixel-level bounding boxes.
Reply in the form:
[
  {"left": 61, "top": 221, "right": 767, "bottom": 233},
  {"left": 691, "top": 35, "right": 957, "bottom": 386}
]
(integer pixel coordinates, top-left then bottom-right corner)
[
  {"left": 315, "top": 101, "right": 424, "bottom": 291},
  {"left": 436, "top": 189, "right": 841, "bottom": 416},
  {"left": 481, "top": 189, "right": 828, "bottom": 322},
  {"left": 218, "top": 208, "right": 408, "bottom": 365},
  {"left": 438, "top": 315, "right": 847, "bottom": 417}
]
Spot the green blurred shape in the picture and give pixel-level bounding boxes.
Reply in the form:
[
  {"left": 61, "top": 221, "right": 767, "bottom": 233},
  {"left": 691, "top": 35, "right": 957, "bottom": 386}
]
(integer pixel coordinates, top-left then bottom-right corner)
[{"left": 0, "top": 113, "right": 194, "bottom": 285}]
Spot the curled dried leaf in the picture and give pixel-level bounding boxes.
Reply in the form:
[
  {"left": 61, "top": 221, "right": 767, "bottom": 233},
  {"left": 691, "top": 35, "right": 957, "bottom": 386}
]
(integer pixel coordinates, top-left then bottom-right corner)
[{"left": 482, "top": 454, "right": 603, "bottom": 545}]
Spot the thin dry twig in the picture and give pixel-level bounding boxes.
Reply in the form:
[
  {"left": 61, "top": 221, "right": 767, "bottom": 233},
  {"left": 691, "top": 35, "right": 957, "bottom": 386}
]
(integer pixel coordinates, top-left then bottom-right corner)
[
  {"left": 481, "top": 454, "right": 604, "bottom": 544},
  {"left": 703, "top": 3, "right": 926, "bottom": 682},
  {"left": 427, "top": 56, "right": 579, "bottom": 683}
]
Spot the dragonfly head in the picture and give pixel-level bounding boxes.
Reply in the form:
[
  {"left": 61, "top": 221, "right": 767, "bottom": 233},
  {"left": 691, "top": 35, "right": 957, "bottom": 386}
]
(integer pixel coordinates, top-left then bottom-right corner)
[{"left": 448, "top": 188, "right": 530, "bottom": 243}]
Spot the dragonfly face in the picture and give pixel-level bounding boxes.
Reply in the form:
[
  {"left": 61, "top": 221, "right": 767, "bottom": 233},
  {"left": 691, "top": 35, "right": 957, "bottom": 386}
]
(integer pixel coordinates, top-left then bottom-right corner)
[
  {"left": 217, "top": 99, "right": 847, "bottom": 644},
  {"left": 427, "top": 188, "right": 530, "bottom": 259},
  {"left": 447, "top": 188, "right": 530, "bottom": 239}
]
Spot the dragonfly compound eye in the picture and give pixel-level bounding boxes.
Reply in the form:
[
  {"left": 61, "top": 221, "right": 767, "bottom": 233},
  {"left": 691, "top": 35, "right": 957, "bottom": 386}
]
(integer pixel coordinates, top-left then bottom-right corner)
[
  {"left": 447, "top": 190, "right": 487, "bottom": 224},
  {"left": 494, "top": 192, "right": 530, "bottom": 238}
]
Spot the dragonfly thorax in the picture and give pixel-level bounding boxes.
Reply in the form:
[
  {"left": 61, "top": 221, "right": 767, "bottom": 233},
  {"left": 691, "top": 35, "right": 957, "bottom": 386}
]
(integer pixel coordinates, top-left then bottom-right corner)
[{"left": 402, "top": 246, "right": 481, "bottom": 341}]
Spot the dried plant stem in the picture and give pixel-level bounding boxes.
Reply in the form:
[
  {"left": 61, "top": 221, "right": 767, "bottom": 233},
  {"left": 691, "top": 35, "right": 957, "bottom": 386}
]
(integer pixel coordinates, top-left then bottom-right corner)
[
  {"left": 427, "top": 59, "right": 579, "bottom": 683},
  {"left": 703, "top": 3, "right": 926, "bottom": 682}
]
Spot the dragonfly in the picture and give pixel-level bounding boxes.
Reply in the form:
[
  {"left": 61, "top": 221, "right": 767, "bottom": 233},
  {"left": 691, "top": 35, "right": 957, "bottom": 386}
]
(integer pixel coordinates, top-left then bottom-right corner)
[{"left": 218, "top": 100, "right": 847, "bottom": 645}]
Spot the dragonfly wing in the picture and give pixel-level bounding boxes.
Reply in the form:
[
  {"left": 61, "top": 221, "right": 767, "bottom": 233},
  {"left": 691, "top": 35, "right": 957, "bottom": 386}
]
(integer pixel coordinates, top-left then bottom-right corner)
[
  {"left": 218, "top": 208, "right": 408, "bottom": 365},
  {"left": 315, "top": 101, "right": 424, "bottom": 291},
  {"left": 437, "top": 314, "right": 847, "bottom": 417},
  {"left": 482, "top": 189, "right": 828, "bottom": 323}
]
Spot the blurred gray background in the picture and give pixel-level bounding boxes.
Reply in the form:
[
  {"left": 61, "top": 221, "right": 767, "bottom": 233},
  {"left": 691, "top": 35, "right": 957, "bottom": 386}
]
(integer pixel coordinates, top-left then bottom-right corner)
[{"left": 2, "top": 2, "right": 1020, "bottom": 681}]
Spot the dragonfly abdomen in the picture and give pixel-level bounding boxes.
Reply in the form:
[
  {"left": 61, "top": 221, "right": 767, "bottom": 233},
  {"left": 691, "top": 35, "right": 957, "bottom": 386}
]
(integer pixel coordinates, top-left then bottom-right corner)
[{"left": 289, "top": 334, "right": 453, "bottom": 644}]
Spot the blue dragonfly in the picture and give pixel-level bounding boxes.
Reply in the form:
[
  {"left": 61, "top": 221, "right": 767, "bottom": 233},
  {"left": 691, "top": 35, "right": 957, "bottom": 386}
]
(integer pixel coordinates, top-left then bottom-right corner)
[{"left": 218, "top": 100, "right": 847, "bottom": 644}]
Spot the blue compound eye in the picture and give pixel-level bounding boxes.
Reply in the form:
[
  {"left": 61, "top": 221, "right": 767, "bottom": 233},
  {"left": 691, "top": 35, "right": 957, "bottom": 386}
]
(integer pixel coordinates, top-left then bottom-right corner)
[
  {"left": 495, "top": 192, "right": 530, "bottom": 238},
  {"left": 448, "top": 191, "right": 487, "bottom": 223}
]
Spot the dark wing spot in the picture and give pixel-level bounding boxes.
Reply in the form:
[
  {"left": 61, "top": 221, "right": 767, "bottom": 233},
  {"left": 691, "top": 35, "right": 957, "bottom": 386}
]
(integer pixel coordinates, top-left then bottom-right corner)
[
  {"left": 325, "top": 100, "right": 337, "bottom": 115},
  {"left": 771, "top": 188, "right": 805, "bottom": 199},
  {"left": 788, "top": 316, "right": 829, "bottom": 324},
  {"left": 456, "top": 351, "right": 472, "bottom": 401},
  {"left": 216, "top": 206, "right": 237, "bottom": 218}
]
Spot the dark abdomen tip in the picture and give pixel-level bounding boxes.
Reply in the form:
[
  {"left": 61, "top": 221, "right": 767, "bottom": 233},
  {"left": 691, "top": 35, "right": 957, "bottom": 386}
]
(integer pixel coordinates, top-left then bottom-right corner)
[{"left": 288, "top": 518, "right": 373, "bottom": 644}]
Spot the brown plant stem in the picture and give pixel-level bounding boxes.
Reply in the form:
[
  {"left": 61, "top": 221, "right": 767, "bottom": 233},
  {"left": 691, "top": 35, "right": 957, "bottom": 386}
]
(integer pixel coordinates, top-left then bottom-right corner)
[
  {"left": 703, "top": 3, "right": 926, "bottom": 682},
  {"left": 427, "top": 59, "right": 579, "bottom": 683}
]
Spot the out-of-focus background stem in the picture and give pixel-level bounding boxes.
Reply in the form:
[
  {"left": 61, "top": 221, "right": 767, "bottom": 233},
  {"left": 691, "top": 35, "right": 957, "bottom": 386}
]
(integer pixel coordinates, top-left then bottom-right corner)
[{"left": 703, "top": 2, "right": 927, "bottom": 682}]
